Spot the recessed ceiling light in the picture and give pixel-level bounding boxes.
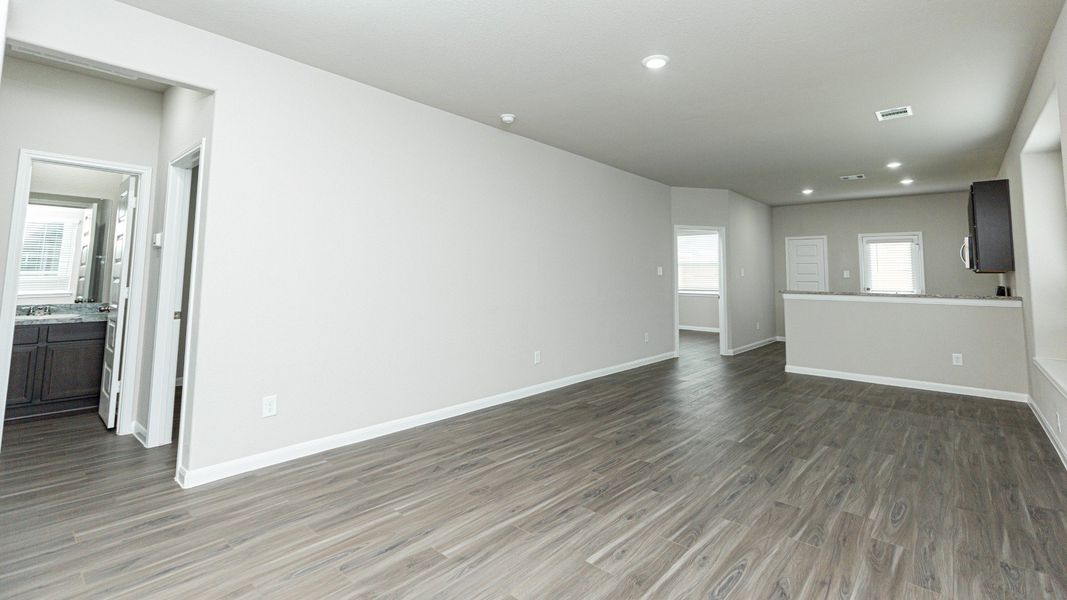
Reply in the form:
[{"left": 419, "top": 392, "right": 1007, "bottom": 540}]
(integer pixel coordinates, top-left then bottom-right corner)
[
  {"left": 886, "top": 161, "right": 902, "bottom": 169},
  {"left": 900, "top": 178, "right": 914, "bottom": 185},
  {"left": 802, "top": 189, "right": 814, "bottom": 195},
  {"left": 500, "top": 113, "right": 516, "bottom": 125},
  {"left": 642, "top": 55, "right": 670, "bottom": 70}
]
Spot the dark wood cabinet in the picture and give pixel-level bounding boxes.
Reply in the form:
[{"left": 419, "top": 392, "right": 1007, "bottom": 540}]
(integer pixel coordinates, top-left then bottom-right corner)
[
  {"left": 6, "top": 321, "right": 105, "bottom": 421},
  {"left": 967, "top": 179, "right": 1015, "bottom": 273},
  {"left": 7, "top": 344, "right": 39, "bottom": 407}
]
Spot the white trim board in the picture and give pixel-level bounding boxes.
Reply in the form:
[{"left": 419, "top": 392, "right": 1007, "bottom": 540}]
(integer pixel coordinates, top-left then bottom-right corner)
[
  {"left": 724, "top": 337, "right": 778, "bottom": 356},
  {"left": 775, "top": 336, "right": 787, "bottom": 342},
  {"left": 784, "top": 365, "right": 1029, "bottom": 402},
  {"left": 679, "top": 326, "right": 719, "bottom": 333},
  {"left": 1027, "top": 397, "right": 1067, "bottom": 472},
  {"left": 1033, "top": 357, "right": 1067, "bottom": 400},
  {"left": 133, "top": 422, "right": 149, "bottom": 447},
  {"left": 176, "top": 350, "right": 679, "bottom": 488},
  {"left": 781, "top": 293, "right": 1022, "bottom": 308}
]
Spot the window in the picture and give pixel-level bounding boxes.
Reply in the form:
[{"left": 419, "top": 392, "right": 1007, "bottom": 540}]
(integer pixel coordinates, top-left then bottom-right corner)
[
  {"left": 859, "top": 232, "right": 924, "bottom": 294},
  {"left": 18, "top": 205, "right": 82, "bottom": 297},
  {"left": 677, "top": 231, "right": 720, "bottom": 294}
]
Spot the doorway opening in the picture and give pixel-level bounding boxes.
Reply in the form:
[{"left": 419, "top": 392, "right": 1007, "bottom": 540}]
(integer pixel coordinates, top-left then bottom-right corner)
[
  {"left": 673, "top": 226, "right": 728, "bottom": 356},
  {"left": 144, "top": 143, "right": 204, "bottom": 449},
  {"left": 0, "top": 152, "right": 152, "bottom": 435},
  {"left": 0, "top": 51, "right": 213, "bottom": 485}
]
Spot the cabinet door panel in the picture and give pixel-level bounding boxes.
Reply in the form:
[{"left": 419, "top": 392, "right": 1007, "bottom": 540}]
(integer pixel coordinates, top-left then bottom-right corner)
[
  {"left": 7, "top": 345, "right": 38, "bottom": 406},
  {"left": 40, "top": 340, "right": 105, "bottom": 403}
]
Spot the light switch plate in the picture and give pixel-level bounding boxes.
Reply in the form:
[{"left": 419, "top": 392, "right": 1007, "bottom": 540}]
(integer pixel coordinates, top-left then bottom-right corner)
[{"left": 843, "top": 270, "right": 851, "bottom": 279}]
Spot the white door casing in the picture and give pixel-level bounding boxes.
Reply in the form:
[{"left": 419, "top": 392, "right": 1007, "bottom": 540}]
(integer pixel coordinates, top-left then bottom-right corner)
[{"left": 786, "top": 236, "right": 829, "bottom": 292}]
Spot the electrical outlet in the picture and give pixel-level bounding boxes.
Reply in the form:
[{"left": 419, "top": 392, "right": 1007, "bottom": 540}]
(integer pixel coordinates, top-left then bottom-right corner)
[
  {"left": 644, "top": 332, "right": 650, "bottom": 343},
  {"left": 657, "top": 266, "right": 663, "bottom": 276},
  {"left": 533, "top": 350, "right": 541, "bottom": 365},
  {"left": 952, "top": 353, "right": 963, "bottom": 366},
  {"left": 843, "top": 270, "right": 851, "bottom": 279},
  {"left": 262, "top": 395, "right": 277, "bottom": 418},
  {"left": 756, "top": 321, "right": 761, "bottom": 330},
  {"left": 740, "top": 267, "right": 746, "bottom": 277}
]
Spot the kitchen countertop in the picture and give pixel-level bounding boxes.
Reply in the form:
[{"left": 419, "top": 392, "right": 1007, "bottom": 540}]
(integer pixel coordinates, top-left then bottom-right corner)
[
  {"left": 779, "top": 290, "right": 1022, "bottom": 301},
  {"left": 15, "top": 312, "right": 109, "bottom": 325}
]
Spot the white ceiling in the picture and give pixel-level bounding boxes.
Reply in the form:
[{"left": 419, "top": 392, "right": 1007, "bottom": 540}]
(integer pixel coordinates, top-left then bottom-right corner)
[{"left": 117, "top": 0, "right": 1064, "bottom": 205}]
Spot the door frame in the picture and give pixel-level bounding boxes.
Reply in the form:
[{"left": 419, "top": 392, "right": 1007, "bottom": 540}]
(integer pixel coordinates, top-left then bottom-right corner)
[
  {"left": 785, "top": 235, "right": 830, "bottom": 291},
  {"left": 0, "top": 149, "right": 153, "bottom": 448},
  {"left": 144, "top": 140, "right": 205, "bottom": 448},
  {"left": 673, "top": 225, "right": 728, "bottom": 356}
]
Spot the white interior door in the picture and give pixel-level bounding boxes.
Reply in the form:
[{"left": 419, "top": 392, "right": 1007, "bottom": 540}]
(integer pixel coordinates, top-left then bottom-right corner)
[
  {"left": 786, "top": 236, "right": 828, "bottom": 292},
  {"left": 75, "top": 207, "right": 94, "bottom": 300},
  {"left": 99, "top": 175, "right": 136, "bottom": 428}
]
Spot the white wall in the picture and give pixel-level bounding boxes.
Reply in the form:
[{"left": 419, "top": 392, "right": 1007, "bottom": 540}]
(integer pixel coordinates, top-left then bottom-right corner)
[
  {"left": 727, "top": 191, "right": 776, "bottom": 349},
  {"left": 31, "top": 162, "right": 122, "bottom": 199},
  {"left": 784, "top": 296, "right": 1028, "bottom": 399},
  {"left": 1019, "top": 150, "right": 1067, "bottom": 360},
  {"left": 668, "top": 187, "right": 776, "bottom": 351},
  {"left": 0, "top": 56, "right": 163, "bottom": 278},
  {"left": 997, "top": 3, "right": 1067, "bottom": 464},
  {"left": 771, "top": 192, "right": 1003, "bottom": 337},
  {"left": 678, "top": 294, "right": 718, "bottom": 330},
  {"left": 3, "top": 0, "right": 674, "bottom": 477},
  {"left": 134, "top": 86, "right": 214, "bottom": 444}
]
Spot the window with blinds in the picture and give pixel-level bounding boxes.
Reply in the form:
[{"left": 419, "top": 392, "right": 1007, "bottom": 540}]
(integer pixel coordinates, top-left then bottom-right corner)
[
  {"left": 677, "top": 232, "right": 720, "bottom": 293},
  {"left": 18, "top": 205, "right": 82, "bottom": 296},
  {"left": 859, "top": 233, "right": 924, "bottom": 294}
]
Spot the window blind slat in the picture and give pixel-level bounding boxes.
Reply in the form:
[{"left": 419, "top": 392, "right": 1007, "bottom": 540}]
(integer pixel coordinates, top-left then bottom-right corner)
[
  {"left": 863, "top": 236, "right": 920, "bottom": 294},
  {"left": 18, "top": 207, "right": 81, "bottom": 296},
  {"left": 677, "top": 233, "right": 720, "bottom": 293}
]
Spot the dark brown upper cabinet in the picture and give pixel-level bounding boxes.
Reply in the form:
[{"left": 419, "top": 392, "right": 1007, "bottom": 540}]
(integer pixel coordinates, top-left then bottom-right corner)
[{"left": 967, "top": 179, "right": 1015, "bottom": 273}]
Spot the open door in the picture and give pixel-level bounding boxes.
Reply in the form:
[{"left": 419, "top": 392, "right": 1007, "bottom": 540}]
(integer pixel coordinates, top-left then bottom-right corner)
[{"left": 99, "top": 175, "right": 137, "bottom": 428}]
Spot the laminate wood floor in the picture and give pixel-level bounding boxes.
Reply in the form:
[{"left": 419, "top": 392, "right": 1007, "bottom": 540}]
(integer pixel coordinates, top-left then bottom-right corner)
[{"left": 2, "top": 332, "right": 1066, "bottom": 599}]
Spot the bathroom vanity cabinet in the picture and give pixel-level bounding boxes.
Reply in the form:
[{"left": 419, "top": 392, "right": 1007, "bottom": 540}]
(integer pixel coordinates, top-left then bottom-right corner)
[{"left": 6, "top": 321, "right": 106, "bottom": 421}]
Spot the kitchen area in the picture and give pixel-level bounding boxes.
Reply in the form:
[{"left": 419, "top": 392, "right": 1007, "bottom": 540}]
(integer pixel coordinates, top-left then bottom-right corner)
[{"left": 775, "top": 179, "right": 1030, "bottom": 401}]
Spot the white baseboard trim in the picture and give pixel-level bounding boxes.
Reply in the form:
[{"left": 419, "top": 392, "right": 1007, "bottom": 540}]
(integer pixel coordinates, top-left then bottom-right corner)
[
  {"left": 724, "top": 337, "right": 778, "bottom": 356},
  {"left": 175, "top": 351, "right": 679, "bottom": 489},
  {"left": 133, "top": 422, "right": 149, "bottom": 447},
  {"left": 1027, "top": 398, "right": 1067, "bottom": 472},
  {"left": 784, "top": 365, "right": 1029, "bottom": 403},
  {"left": 775, "top": 336, "right": 786, "bottom": 342},
  {"left": 679, "top": 326, "right": 720, "bottom": 333}
]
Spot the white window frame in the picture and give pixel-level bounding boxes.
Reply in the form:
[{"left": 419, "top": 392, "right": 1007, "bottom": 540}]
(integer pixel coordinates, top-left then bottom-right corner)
[
  {"left": 676, "top": 230, "right": 721, "bottom": 295},
  {"left": 858, "top": 232, "right": 925, "bottom": 295}
]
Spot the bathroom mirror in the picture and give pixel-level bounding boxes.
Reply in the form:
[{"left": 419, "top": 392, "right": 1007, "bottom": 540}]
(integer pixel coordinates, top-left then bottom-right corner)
[{"left": 15, "top": 162, "right": 131, "bottom": 306}]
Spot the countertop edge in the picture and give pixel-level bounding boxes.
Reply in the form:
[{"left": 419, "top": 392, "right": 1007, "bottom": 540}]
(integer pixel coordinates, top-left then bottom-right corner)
[{"left": 780, "top": 291, "right": 1022, "bottom": 307}]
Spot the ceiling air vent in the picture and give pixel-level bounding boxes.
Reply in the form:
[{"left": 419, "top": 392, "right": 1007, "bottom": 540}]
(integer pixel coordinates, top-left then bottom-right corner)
[
  {"left": 875, "top": 105, "right": 913, "bottom": 121},
  {"left": 840, "top": 174, "right": 866, "bottom": 181}
]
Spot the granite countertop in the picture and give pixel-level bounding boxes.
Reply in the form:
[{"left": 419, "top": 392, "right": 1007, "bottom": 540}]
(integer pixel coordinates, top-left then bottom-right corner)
[
  {"left": 15, "top": 312, "right": 108, "bottom": 325},
  {"left": 779, "top": 290, "right": 1022, "bottom": 301},
  {"left": 15, "top": 303, "right": 110, "bottom": 325}
]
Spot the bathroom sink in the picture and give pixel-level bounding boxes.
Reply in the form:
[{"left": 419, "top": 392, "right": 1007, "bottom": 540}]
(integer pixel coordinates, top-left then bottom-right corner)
[{"left": 16, "top": 313, "right": 78, "bottom": 321}]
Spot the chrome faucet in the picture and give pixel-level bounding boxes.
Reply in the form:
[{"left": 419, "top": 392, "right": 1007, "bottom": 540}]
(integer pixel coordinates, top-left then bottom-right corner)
[{"left": 28, "top": 305, "right": 52, "bottom": 316}]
